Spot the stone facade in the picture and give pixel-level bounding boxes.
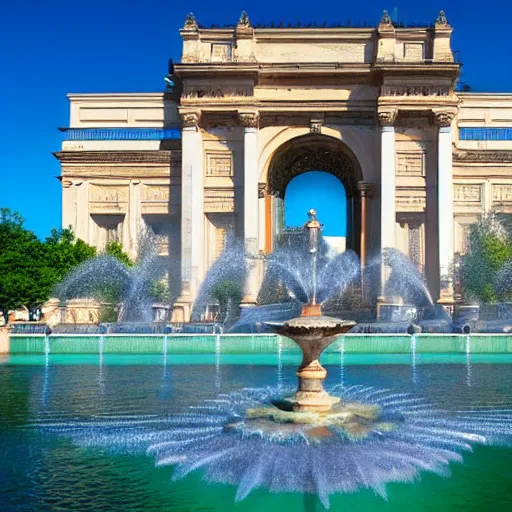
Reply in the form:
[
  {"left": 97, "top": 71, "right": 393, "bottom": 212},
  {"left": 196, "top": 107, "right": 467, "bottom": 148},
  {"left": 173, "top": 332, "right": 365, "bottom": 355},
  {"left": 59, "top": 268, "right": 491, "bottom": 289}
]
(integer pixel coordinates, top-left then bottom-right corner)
[{"left": 56, "top": 11, "right": 512, "bottom": 319}]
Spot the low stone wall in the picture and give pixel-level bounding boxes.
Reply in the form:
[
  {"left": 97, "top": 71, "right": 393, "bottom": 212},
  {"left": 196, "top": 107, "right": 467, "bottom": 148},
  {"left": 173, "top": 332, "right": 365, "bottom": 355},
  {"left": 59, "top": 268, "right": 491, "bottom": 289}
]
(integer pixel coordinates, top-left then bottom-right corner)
[
  {"left": 7, "top": 333, "right": 512, "bottom": 355},
  {"left": 0, "top": 327, "right": 10, "bottom": 354}
]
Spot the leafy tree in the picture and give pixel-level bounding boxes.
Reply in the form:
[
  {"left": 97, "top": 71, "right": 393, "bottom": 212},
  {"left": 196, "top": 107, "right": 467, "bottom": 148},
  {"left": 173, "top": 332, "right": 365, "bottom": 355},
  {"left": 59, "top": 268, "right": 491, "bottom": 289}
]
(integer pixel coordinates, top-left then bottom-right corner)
[
  {"left": 210, "top": 279, "right": 243, "bottom": 322},
  {"left": 0, "top": 209, "right": 96, "bottom": 313},
  {"left": 104, "top": 241, "right": 133, "bottom": 267},
  {"left": 459, "top": 213, "right": 512, "bottom": 302}
]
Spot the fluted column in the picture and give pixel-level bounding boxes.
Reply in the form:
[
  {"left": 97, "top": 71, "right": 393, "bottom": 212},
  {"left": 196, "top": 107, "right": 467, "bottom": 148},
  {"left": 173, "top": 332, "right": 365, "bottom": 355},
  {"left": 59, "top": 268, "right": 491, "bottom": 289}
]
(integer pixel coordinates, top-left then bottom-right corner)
[
  {"left": 239, "top": 111, "right": 260, "bottom": 305},
  {"left": 435, "top": 110, "right": 456, "bottom": 304},
  {"left": 179, "top": 111, "right": 204, "bottom": 300},
  {"left": 357, "top": 181, "right": 375, "bottom": 269},
  {"left": 378, "top": 109, "right": 398, "bottom": 299}
]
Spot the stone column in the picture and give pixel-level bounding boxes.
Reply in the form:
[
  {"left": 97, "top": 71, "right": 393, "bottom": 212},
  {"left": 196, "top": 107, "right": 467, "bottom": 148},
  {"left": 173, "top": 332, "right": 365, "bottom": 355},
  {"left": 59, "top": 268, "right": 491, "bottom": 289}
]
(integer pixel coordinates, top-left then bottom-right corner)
[
  {"left": 239, "top": 111, "right": 260, "bottom": 305},
  {"left": 357, "top": 181, "right": 375, "bottom": 269},
  {"left": 435, "top": 110, "right": 456, "bottom": 305},
  {"left": 128, "top": 180, "right": 141, "bottom": 259},
  {"left": 177, "top": 111, "right": 203, "bottom": 313},
  {"left": 378, "top": 109, "right": 398, "bottom": 301},
  {"left": 239, "top": 111, "right": 260, "bottom": 256}
]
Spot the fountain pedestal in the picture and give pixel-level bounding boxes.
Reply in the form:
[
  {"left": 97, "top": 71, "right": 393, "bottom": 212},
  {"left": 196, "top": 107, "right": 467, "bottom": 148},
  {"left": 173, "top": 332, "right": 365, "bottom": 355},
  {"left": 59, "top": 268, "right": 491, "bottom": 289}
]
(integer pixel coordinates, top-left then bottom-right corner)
[{"left": 277, "top": 314, "right": 355, "bottom": 413}]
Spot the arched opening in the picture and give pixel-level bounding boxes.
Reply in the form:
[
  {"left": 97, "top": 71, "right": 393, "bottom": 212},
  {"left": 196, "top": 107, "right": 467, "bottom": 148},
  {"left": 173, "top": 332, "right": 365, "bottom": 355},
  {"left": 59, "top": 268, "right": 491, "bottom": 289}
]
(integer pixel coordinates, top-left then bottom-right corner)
[
  {"left": 285, "top": 171, "right": 348, "bottom": 255},
  {"left": 266, "top": 134, "right": 363, "bottom": 254}
]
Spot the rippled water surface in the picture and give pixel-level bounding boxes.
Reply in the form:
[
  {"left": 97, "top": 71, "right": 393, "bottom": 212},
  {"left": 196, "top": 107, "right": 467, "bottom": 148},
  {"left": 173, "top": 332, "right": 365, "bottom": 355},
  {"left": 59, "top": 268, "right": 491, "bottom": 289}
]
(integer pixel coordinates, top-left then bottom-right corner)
[{"left": 1, "top": 353, "right": 512, "bottom": 511}]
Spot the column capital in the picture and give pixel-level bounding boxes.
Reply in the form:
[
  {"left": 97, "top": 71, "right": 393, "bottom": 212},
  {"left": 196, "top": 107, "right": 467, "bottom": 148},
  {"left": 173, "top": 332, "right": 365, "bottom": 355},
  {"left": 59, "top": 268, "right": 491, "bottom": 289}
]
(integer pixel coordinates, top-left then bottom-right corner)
[
  {"left": 357, "top": 181, "right": 375, "bottom": 198},
  {"left": 258, "top": 183, "right": 267, "bottom": 199},
  {"left": 238, "top": 111, "right": 259, "bottom": 128},
  {"left": 378, "top": 109, "right": 398, "bottom": 127},
  {"left": 433, "top": 109, "right": 456, "bottom": 127},
  {"left": 180, "top": 111, "right": 202, "bottom": 129}
]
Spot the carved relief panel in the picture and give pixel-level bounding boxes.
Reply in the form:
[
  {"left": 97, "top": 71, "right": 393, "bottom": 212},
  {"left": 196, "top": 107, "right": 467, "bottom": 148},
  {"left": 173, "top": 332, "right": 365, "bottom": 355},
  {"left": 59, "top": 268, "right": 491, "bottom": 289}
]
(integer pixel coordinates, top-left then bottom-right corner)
[
  {"left": 89, "top": 185, "right": 128, "bottom": 213},
  {"left": 211, "top": 43, "right": 232, "bottom": 62},
  {"left": 396, "top": 151, "right": 425, "bottom": 177},
  {"left": 206, "top": 152, "right": 233, "bottom": 177},
  {"left": 453, "top": 184, "right": 483, "bottom": 207},
  {"left": 142, "top": 184, "right": 179, "bottom": 215},
  {"left": 492, "top": 184, "right": 512, "bottom": 205}
]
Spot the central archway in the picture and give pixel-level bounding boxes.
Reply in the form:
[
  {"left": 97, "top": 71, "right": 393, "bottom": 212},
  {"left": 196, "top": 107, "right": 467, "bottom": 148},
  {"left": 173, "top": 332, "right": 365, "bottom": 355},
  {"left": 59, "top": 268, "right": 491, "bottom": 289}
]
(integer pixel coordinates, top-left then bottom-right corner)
[{"left": 266, "top": 134, "right": 363, "bottom": 254}]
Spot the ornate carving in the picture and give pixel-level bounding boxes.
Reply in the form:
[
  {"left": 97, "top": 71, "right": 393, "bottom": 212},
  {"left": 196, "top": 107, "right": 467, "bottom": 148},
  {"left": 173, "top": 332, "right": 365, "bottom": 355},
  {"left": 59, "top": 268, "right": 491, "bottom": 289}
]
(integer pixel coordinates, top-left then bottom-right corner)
[
  {"left": 268, "top": 136, "right": 362, "bottom": 198},
  {"left": 310, "top": 120, "right": 322, "bottom": 134},
  {"left": 380, "top": 10, "right": 393, "bottom": 26},
  {"left": 183, "top": 85, "right": 253, "bottom": 99},
  {"left": 436, "top": 10, "right": 448, "bottom": 25},
  {"left": 237, "top": 11, "right": 251, "bottom": 29},
  {"left": 55, "top": 150, "right": 177, "bottom": 164},
  {"left": 238, "top": 112, "right": 259, "bottom": 128},
  {"left": 180, "top": 111, "right": 201, "bottom": 128},
  {"left": 434, "top": 111, "right": 456, "bottom": 127},
  {"left": 453, "top": 149, "right": 512, "bottom": 163},
  {"left": 378, "top": 109, "right": 398, "bottom": 126},
  {"left": 453, "top": 184, "right": 482, "bottom": 204},
  {"left": 258, "top": 183, "right": 267, "bottom": 199},
  {"left": 382, "top": 85, "right": 450, "bottom": 97},
  {"left": 357, "top": 181, "right": 375, "bottom": 198},
  {"left": 183, "top": 12, "right": 199, "bottom": 31}
]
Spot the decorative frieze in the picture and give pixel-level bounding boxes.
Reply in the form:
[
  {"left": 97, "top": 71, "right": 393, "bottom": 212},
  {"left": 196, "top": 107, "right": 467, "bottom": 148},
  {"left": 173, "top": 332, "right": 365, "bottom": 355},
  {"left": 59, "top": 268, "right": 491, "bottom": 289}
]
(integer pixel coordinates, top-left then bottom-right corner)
[
  {"left": 453, "top": 149, "right": 512, "bottom": 163},
  {"left": 453, "top": 184, "right": 483, "bottom": 205},
  {"left": 381, "top": 85, "right": 449, "bottom": 97},
  {"left": 492, "top": 185, "right": 512, "bottom": 204},
  {"left": 183, "top": 85, "right": 253, "bottom": 99},
  {"left": 206, "top": 153, "right": 233, "bottom": 177},
  {"left": 54, "top": 150, "right": 178, "bottom": 164},
  {"left": 395, "top": 193, "right": 426, "bottom": 212},
  {"left": 204, "top": 190, "right": 235, "bottom": 212},
  {"left": 396, "top": 151, "right": 425, "bottom": 177}
]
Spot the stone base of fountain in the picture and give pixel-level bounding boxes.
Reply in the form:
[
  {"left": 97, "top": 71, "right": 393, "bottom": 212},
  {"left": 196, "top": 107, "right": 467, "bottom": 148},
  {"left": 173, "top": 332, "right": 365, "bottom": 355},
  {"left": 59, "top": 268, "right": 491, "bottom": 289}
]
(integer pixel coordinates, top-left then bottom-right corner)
[{"left": 225, "top": 399, "right": 395, "bottom": 442}]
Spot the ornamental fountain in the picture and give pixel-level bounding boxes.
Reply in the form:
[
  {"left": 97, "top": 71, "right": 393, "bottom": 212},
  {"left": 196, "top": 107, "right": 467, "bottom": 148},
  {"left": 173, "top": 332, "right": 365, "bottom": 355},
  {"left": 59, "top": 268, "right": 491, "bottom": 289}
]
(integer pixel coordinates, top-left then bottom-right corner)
[{"left": 231, "top": 210, "right": 387, "bottom": 440}]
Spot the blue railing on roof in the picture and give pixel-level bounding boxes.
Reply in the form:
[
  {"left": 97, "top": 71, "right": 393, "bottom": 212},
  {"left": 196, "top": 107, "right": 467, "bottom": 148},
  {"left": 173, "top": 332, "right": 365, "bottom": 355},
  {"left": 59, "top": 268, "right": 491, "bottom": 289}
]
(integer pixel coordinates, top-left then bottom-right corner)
[
  {"left": 459, "top": 128, "right": 512, "bottom": 141},
  {"left": 60, "top": 128, "right": 181, "bottom": 141}
]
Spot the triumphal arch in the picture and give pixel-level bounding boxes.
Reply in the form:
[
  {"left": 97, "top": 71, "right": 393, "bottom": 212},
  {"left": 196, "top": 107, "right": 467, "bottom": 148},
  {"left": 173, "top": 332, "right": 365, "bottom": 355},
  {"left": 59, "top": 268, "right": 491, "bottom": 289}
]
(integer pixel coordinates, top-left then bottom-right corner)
[{"left": 57, "top": 11, "right": 512, "bottom": 321}]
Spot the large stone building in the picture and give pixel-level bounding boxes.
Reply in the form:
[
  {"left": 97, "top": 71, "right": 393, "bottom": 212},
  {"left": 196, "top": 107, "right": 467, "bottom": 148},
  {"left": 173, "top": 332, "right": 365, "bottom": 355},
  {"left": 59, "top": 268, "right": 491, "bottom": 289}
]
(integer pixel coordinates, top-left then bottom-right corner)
[{"left": 56, "top": 11, "right": 512, "bottom": 320}]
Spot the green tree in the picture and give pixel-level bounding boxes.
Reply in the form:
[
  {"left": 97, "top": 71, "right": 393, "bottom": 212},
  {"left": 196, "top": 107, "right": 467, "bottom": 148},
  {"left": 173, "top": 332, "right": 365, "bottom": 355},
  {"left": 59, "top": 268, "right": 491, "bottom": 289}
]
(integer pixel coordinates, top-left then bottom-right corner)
[
  {"left": 210, "top": 279, "right": 243, "bottom": 322},
  {"left": 0, "top": 209, "right": 96, "bottom": 312},
  {"left": 459, "top": 213, "right": 512, "bottom": 302},
  {"left": 104, "top": 241, "right": 133, "bottom": 267}
]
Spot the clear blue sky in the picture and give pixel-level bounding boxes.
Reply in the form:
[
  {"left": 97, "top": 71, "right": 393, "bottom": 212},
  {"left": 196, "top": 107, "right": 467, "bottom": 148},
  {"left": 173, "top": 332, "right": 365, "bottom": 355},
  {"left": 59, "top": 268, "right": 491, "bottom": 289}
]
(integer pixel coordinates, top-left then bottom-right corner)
[
  {"left": 285, "top": 172, "right": 347, "bottom": 236},
  {"left": 2, "top": 0, "right": 512, "bottom": 238}
]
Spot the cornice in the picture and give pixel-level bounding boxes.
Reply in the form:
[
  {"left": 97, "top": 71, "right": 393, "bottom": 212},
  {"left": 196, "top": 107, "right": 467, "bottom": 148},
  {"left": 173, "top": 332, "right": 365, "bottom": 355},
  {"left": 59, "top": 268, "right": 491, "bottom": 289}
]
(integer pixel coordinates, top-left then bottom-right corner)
[{"left": 54, "top": 150, "right": 180, "bottom": 164}]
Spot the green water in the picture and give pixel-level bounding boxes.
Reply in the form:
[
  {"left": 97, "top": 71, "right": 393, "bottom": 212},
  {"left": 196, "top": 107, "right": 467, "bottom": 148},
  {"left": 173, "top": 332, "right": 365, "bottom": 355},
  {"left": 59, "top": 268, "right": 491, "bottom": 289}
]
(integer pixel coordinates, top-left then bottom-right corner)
[{"left": 1, "top": 355, "right": 512, "bottom": 510}]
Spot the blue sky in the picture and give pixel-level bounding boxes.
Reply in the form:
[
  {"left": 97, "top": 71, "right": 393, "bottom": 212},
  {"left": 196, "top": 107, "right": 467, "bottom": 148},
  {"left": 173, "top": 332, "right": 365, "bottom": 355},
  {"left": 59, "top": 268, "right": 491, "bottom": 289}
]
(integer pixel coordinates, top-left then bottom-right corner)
[{"left": 2, "top": 0, "right": 512, "bottom": 238}]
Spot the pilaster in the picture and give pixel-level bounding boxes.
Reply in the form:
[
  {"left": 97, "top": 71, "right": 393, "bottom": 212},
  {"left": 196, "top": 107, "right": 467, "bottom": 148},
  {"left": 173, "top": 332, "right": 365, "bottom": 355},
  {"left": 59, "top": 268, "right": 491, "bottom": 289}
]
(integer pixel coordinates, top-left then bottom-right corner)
[
  {"left": 434, "top": 108, "right": 456, "bottom": 305},
  {"left": 378, "top": 109, "right": 398, "bottom": 298}
]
